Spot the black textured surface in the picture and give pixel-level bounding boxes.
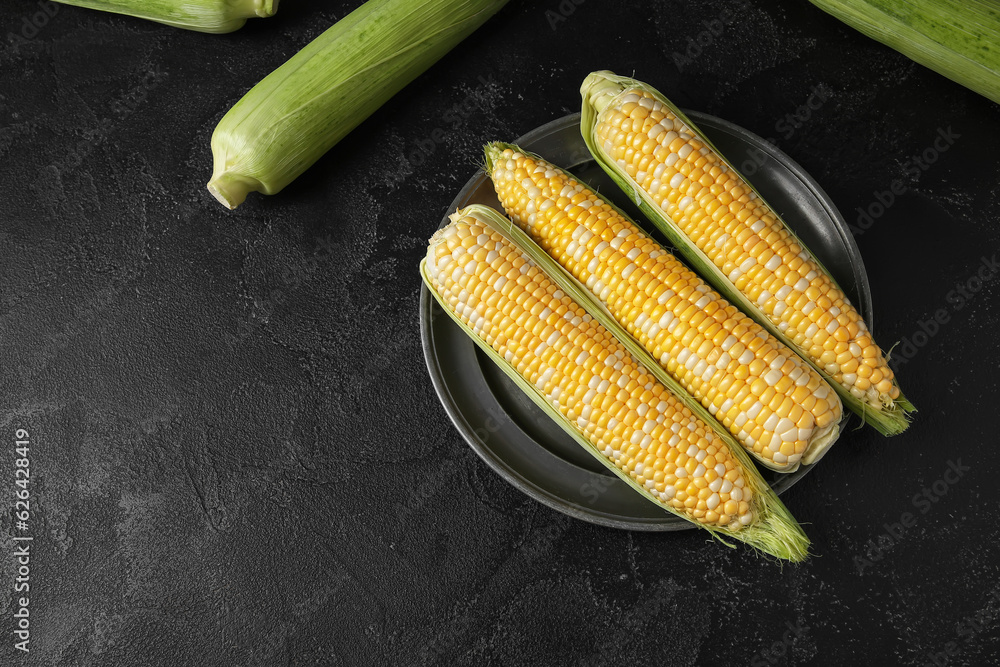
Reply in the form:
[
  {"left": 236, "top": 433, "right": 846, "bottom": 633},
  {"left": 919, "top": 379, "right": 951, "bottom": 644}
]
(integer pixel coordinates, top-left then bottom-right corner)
[{"left": 2, "top": 1, "right": 999, "bottom": 665}]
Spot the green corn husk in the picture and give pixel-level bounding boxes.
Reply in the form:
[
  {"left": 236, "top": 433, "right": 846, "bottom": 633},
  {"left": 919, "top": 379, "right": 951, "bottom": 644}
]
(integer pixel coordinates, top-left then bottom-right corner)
[
  {"left": 51, "top": 0, "right": 277, "bottom": 33},
  {"left": 421, "top": 204, "right": 811, "bottom": 562},
  {"left": 207, "top": 0, "right": 509, "bottom": 209},
  {"left": 809, "top": 0, "right": 1000, "bottom": 105},
  {"left": 580, "top": 70, "right": 914, "bottom": 437}
]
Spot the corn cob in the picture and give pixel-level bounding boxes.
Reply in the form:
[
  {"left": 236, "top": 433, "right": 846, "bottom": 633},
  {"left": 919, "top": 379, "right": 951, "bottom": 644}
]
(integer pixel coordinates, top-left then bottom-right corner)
[
  {"left": 52, "top": 0, "right": 278, "bottom": 33},
  {"left": 484, "top": 143, "right": 843, "bottom": 472},
  {"left": 580, "top": 71, "right": 914, "bottom": 436},
  {"left": 421, "top": 204, "right": 810, "bottom": 561},
  {"left": 207, "top": 0, "right": 508, "bottom": 209}
]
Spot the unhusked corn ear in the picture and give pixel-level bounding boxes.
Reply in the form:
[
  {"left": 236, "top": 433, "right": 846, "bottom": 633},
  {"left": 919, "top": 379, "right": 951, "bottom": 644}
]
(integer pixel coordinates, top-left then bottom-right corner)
[
  {"left": 207, "top": 0, "right": 509, "bottom": 209},
  {"left": 52, "top": 0, "right": 277, "bottom": 33},
  {"left": 809, "top": 0, "right": 1000, "bottom": 106},
  {"left": 484, "top": 143, "right": 843, "bottom": 471},
  {"left": 580, "top": 70, "right": 915, "bottom": 436},
  {"left": 420, "top": 204, "right": 810, "bottom": 561}
]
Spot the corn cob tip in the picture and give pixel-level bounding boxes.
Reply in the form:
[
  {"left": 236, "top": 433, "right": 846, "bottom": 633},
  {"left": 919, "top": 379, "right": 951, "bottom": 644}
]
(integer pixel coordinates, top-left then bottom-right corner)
[
  {"left": 226, "top": 0, "right": 280, "bottom": 20},
  {"left": 483, "top": 141, "right": 526, "bottom": 177},
  {"left": 740, "top": 503, "right": 811, "bottom": 563},
  {"left": 864, "top": 391, "right": 915, "bottom": 436},
  {"left": 482, "top": 142, "right": 507, "bottom": 172},
  {"left": 223, "top": 0, "right": 280, "bottom": 20},
  {"left": 580, "top": 71, "right": 627, "bottom": 116},
  {"left": 254, "top": 0, "right": 280, "bottom": 18},
  {"left": 207, "top": 171, "right": 262, "bottom": 210}
]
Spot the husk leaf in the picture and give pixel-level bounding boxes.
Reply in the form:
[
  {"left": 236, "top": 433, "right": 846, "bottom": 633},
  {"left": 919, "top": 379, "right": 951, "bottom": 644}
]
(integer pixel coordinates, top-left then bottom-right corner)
[
  {"left": 52, "top": 0, "right": 277, "bottom": 33},
  {"left": 808, "top": 0, "right": 1000, "bottom": 105},
  {"left": 207, "top": 0, "right": 508, "bottom": 209}
]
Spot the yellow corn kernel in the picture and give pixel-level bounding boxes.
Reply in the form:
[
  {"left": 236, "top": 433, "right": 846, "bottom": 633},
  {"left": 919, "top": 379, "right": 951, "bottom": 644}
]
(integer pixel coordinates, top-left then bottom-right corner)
[
  {"left": 425, "top": 215, "right": 757, "bottom": 529},
  {"left": 486, "top": 144, "right": 842, "bottom": 471},
  {"left": 582, "top": 70, "right": 912, "bottom": 435}
]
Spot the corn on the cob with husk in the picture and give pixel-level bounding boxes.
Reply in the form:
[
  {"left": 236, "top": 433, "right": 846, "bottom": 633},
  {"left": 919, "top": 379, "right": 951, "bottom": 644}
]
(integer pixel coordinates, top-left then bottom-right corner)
[
  {"left": 207, "top": 0, "right": 508, "bottom": 209},
  {"left": 51, "top": 0, "right": 277, "bottom": 33},
  {"left": 580, "top": 71, "right": 914, "bottom": 436},
  {"left": 421, "top": 204, "right": 810, "bottom": 561},
  {"left": 484, "top": 143, "right": 843, "bottom": 472},
  {"left": 808, "top": 0, "right": 1000, "bottom": 105}
]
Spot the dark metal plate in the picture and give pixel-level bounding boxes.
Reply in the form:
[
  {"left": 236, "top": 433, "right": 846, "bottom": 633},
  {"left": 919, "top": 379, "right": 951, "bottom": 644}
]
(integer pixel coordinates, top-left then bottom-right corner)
[{"left": 419, "top": 112, "right": 871, "bottom": 531}]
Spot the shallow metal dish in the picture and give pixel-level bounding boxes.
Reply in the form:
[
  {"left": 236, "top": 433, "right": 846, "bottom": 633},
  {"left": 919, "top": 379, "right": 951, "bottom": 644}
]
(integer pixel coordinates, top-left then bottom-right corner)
[{"left": 419, "top": 112, "right": 871, "bottom": 531}]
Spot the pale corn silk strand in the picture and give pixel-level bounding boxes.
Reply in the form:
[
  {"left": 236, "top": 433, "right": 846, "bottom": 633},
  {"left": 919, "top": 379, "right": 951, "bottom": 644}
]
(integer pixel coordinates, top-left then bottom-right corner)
[
  {"left": 425, "top": 216, "right": 755, "bottom": 530},
  {"left": 591, "top": 87, "right": 902, "bottom": 413},
  {"left": 487, "top": 146, "right": 843, "bottom": 470}
]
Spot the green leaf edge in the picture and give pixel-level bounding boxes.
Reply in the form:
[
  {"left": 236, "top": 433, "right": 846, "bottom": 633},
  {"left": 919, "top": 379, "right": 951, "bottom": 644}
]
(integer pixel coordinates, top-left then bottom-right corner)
[{"left": 806, "top": 0, "right": 1000, "bottom": 106}]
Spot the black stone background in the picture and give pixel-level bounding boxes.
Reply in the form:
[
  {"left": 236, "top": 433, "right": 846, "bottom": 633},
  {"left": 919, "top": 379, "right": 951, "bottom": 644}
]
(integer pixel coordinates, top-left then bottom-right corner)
[{"left": 2, "top": 0, "right": 999, "bottom": 665}]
